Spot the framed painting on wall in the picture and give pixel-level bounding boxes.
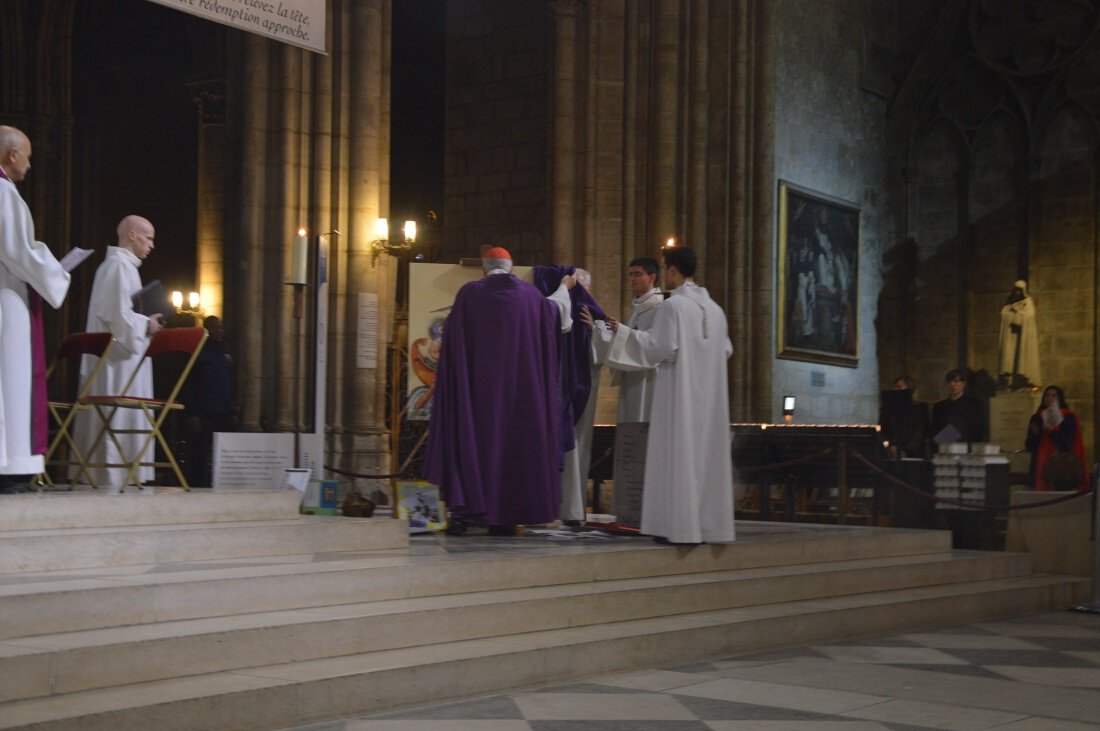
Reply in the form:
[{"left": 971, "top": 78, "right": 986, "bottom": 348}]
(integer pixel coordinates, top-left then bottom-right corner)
[{"left": 777, "top": 181, "right": 861, "bottom": 367}]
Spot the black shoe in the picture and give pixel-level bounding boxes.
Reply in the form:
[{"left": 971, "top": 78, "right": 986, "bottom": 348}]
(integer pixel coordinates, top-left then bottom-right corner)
[
  {"left": 487, "top": 525, "right": 517, "bottom": 536},
  {"left": 563, "top": 519, "right": 582, "bottom": 528},
  {"left": 0, "top": 474, "right": 31, "bottom": 493},
  {"left": 652, "top": 536, "right": 701, "bottom": 546},
  {"left": 445, "top": 520, "right": 467, "bottom": 536}
]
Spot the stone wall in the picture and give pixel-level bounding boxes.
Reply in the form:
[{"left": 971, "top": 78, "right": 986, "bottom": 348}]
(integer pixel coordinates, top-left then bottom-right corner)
[
  {"left": 444, "top": 0, "right": 551, "bottom": 261},
  {"left": 770, "top": 0, "right": 894, "bottom": 423},
  {"left": 882, "top": 1, "right": 1100, "bottom": 459}
]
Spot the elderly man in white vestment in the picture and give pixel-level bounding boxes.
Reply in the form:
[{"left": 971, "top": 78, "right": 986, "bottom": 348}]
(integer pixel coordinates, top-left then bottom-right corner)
[
  {"left": 588, "top": 256, "right": 664, "bottom": 423},
  {"left": 72, "top": 215, "right": 163, "bottom": 491},
  {"left": 557, "top": 268, "right": 603, "bottom": 525},
  {"left": 0, "top": 126, "right": 71, "bottom": 493},
  {"left": 604, "top": 246, "right": 735, "bottom": 545}
]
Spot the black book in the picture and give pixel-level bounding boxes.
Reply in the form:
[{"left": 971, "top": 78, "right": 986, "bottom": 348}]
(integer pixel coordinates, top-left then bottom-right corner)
[{"left": 131, "top": 280, "right": 174, "bottom": 320}]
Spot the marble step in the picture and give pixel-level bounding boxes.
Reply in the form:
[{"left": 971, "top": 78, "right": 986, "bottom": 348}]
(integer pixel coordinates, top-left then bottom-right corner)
[
  {"left": 0, "top": 551, "right": 1033, "bottom": 702},
  {"left": 0, "top": 573, "right": 1084, "bottom": 731},
  {"left": 0, "top": 490, "right": 305, "bottom": 531},
  {"left": 0, "top": 528, "right": 952, "bottom": 638},
  {"left": 0, "top": 516, "right": 408, "bottom": 573}
]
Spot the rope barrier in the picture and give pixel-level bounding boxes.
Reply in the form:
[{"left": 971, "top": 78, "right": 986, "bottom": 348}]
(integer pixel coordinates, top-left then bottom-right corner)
[
  {"left": 849, "top": 450, "right": 1092, "bottom": 513},
  {"left": 323, "top": 464, "right": 407, "bottom": 480},
  {"left": 325, "top": 440, "right": 1091, "bottom": 515},
  {"left": 735, "top": 447, "right": 836, "bottom": 473}
]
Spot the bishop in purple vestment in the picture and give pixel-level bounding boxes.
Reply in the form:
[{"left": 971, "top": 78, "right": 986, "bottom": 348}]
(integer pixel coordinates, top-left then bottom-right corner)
[{"left": 424, "top": 247, "right": 564, "bottom": 530}]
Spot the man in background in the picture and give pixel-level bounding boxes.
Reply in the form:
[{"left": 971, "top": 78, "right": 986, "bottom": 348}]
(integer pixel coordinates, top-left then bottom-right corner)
[
  {"left": 930, "top": 368, "right": 986, "bottom": 451},
  {"left": 73, "top": 215, "right": 163, "bottom": 491},
  {"left": 0, "top": 125, "right": 72, "bottom": 493},
  {"left": 183, "top": 315, "right": 236, "bottom": 487}
]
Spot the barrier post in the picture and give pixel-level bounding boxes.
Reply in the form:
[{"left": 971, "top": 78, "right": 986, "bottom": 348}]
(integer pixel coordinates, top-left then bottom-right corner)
[
  {"left": 1072, "top": 463, "right": 1100, "bottom": 614},
  {"left": 837, "top": 443, "right": 849, "bottom": 525}
]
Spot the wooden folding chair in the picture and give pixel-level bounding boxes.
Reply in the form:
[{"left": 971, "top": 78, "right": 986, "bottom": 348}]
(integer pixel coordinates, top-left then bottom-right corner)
[
  {"left": 82, "top": 327, "right": 208, "bottom": 491},
  {"left": 41, "top": 332, "right": 116, "bottom": 488}
]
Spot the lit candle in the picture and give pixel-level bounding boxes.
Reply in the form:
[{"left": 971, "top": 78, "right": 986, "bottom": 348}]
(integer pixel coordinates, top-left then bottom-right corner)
[
  {"left": 666, "top": 237, "right": 676, "bottom": 248},
  {"left": 171, "top": 290, "right": 183, "bottom": 309},
  {"left": 290, "top": 227, "right": 309, "bottom": 284},
  {"left": 403, "top": 220, "right": 417, "bottom": 243}
]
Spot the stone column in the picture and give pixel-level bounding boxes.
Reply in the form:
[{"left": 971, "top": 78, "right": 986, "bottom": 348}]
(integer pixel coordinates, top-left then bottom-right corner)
[
  {"left": 685, "top": 0, "right": 708, "bottom": 253},
  {"left": 272, "top": 44, "right": 307, "bottom": 433},
  {"left": 189, "top": 80, "right": 226, "bottom": 323},
  {"left": 551, "top": 0, "right": 582, "bottom": 264},
  {"left": 649, "top": 0, "right": 680, "bottom": 245},
  {"left": 332, "top": 0, "right": 393, "bottom": 494},
  {"left": 236, "top": 33, "right": 270, "bottom": 431}
]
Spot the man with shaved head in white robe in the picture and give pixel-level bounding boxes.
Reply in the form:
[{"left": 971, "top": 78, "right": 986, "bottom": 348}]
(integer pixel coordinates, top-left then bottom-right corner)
[{"left": 72, "top": 215, "right": 164, "bottom": 491}]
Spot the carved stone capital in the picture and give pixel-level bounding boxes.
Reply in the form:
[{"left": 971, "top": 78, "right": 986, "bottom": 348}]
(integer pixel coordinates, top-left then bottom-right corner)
[
  {"left": 549, "top": 0, "right": 589, "bottom": 18},
  {"left": 188, "top": 79, "right": 226, "bottom": 125}
]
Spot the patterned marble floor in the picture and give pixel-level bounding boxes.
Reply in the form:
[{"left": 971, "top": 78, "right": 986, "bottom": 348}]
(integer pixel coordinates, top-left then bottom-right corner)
[{"left": 279, "top": 610, "right": 1100, "bottom": 731}]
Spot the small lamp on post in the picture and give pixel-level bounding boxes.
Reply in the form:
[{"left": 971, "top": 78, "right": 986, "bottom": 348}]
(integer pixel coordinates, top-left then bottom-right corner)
[
  {"left": 782, "top": 395, "right": 796, "bottom": 425},
  {"left": 370, "top": 217, "right": 417, "bottom": 265}
]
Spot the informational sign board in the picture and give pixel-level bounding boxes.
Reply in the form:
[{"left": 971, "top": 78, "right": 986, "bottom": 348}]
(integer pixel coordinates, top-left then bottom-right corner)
[
  {"left": 146, "top": 0, "right": 327, "bottom": 54},
  {"left": 612, "top": 422, "right": 649, "bottom": 528},
  {"left": 357, "top": 292, "right": 379, "bottom": 369},
  {"left": 213, "top": 432, "right": 295, "bottom": 490}
]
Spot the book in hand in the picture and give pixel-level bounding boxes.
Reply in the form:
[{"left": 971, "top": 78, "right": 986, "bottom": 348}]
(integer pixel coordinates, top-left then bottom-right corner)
[
  {"left": 131, "top": 280, "right": 174, "bottom": 320},
  {"left": 932, "top": 423, "right": 962, "bottom": 445},
  {"left": 58, "top": 247, "right": 93, "bottom": 273}
]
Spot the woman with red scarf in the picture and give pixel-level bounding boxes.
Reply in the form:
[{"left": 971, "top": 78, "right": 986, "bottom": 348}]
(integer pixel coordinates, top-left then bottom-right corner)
[{"left": 1025, "top": 385, "right": 1090, "bottom": 492}]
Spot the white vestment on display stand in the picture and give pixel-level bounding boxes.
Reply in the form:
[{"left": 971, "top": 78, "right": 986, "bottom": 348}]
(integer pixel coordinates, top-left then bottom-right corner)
[
  {"left": 605, "top": 282, "right": 735, "bottom": 544},
  {"left": 0, "top": 178, "right": 70, "bottom": 474},
  {"left": 72, "top": 246, "right": 154, "bottom": 487}
]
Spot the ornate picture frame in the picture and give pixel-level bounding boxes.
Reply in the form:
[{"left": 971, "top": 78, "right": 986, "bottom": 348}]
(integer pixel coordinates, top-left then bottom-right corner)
[{"left": 777, "top": 181, "right": 861, "bottom": 367}]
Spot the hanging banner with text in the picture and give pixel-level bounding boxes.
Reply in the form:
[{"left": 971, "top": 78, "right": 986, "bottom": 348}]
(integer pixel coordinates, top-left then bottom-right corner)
[{"left": 146, "top": 0, "right": 326, "bottom": 54}]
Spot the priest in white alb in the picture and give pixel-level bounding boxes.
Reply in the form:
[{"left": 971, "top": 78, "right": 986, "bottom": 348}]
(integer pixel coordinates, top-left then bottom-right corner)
[
  {"left": 589, "top": 256, "right": 664, "bottom": 423},
  {"left": 0, "top": 126, "right": 71, "bottom": 493},
  {"left": 72, "top": 215, "right": 163, "bottom": 491},
  {"left": 603, "top": 246, "right": 735, "bottom": 545}
]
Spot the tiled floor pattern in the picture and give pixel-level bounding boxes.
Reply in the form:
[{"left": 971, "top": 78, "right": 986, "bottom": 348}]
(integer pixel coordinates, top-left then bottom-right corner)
[{"left": 280, "top": 611, "right": 1100, "bottom": 731}]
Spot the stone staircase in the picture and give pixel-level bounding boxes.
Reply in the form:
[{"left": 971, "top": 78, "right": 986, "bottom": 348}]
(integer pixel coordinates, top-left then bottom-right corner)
[{"left": 0, "top": 490, "right": 1087, "bottom": 730}]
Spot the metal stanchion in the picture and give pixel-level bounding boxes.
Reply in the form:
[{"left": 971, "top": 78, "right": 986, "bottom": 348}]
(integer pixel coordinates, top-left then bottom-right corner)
[{"left": 1072, "top": 463, "right": 1100, "bottom": 614}]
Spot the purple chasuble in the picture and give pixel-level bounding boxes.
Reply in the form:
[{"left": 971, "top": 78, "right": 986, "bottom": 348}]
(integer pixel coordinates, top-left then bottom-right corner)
[
  {"left": 424, "top": 273, "right": 563, "bottom": 526},
  {"left": 0, "top": 166, "right": 47, "bottom": 455},
  {"left": 532, "top": 266, "right": 606, "bottom": 442}
]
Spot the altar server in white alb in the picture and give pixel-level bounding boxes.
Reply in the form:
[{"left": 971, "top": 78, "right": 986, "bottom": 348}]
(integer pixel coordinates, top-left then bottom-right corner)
[
  {"left": 604, "top": 246, "right": 735, "bottom": 545},
  {"left": 589, "top": 256, "right": 664, "bottom": 423},
  {"left": 0, "top": 126, "right": 71, "bottom": 491},
  {"left": 72, "top": 215, "right": 163, "bottom": 490}
]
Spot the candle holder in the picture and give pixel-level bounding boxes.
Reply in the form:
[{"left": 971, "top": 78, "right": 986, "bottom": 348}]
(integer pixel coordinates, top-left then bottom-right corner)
[
  {"left": 171, "top": 290, "right": 205, "bottom": 319},
  {"left": 370, "top": 217, "right": 417, "bottom": 265}
]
